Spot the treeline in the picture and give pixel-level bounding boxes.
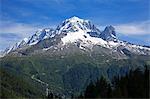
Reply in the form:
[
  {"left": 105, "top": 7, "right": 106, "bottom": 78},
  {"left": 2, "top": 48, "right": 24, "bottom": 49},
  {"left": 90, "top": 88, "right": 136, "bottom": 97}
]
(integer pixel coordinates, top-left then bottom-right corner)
[{"left": 78, "top": 66, "right": 149, "bottom": 98}]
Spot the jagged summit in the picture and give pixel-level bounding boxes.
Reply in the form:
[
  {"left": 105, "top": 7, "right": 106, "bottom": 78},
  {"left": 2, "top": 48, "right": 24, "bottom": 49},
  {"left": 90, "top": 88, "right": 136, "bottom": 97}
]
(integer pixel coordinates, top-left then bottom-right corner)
[
  {"left": 27, "top": 28, "right": 55, "bottom": 45},
  {"left": 105, "top": 25, "right": 116, "bottom": 36},
  {"left": 100, "top": 25, "right": 117, "bottom": 41}
]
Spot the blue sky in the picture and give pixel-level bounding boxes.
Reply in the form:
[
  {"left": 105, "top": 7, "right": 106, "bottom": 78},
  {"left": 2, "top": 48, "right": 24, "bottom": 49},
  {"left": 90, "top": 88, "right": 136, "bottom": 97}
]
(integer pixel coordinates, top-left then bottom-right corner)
[{"left": 0, "top": 0, "right": 150, "bottom": 50}]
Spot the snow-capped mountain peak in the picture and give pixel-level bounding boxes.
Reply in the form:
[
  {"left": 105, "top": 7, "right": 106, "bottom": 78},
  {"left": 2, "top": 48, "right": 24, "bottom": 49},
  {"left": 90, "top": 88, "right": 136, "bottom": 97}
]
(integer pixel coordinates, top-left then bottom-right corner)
[
  {"left": 56, "top": 16, "right": 106, "bottom": 47},
  {"left": 56, "top": 16, "right": 100, "bottom": 35}
]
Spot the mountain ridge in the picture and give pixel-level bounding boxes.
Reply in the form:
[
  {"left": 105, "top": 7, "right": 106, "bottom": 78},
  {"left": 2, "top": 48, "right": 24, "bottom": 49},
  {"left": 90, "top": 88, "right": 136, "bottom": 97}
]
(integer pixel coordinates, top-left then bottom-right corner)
[{"left": 2, "top": 16, "right": 150, "bottom": 57}]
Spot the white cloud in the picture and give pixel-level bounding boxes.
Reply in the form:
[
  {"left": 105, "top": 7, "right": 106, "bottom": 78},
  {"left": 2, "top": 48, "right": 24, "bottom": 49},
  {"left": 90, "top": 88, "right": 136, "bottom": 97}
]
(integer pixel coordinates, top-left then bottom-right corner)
[
  {"left": 114, "top": 20, "right": 150, "bottom": 35},
  {"left": 0, "top": 21, "right": 41, "bottom": 38}
]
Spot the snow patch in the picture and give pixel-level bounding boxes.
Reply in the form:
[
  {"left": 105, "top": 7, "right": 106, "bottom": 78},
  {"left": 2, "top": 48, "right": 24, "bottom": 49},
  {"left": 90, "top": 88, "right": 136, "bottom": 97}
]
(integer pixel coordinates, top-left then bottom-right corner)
[
  {"left": 29, "top": 41, "right": 39, "bottom": 46},
  {"left": 61, "top": 29, "right": 108, "bottom": 49},
  {"left": 23, "top": 38, "right": 29, "bottom": 43},
  {"left": 42, "top": 47, "right": 51, "bottom": 51}
]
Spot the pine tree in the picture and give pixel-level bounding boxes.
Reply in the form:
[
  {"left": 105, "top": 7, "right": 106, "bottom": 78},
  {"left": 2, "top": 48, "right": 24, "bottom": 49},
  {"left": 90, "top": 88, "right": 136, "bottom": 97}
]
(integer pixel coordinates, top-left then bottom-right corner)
[
  {"left": 144, "top": 65, "right": 149, "bottom": 98},
  {"left": 48, "top": 92, "right": 53, "bottom": 99},
  {"left": 95, "top": 76, "right": 109, "bottom": 98},
  {"left": 84, "top": 81, "right": 96, "bottom": 98}
]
